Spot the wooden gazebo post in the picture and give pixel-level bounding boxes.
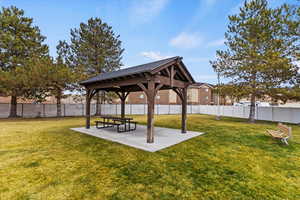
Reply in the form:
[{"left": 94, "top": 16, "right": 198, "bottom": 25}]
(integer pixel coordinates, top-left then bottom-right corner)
[
  {"left": 138, "top": 79, "right": 163, "bottom": 143},
  {"left": 85, "top": 88, "right": 98, "bottom": 129},
  {"left": 85, "top": 88, "right": 91, "bottom": 129},
  {"left": 147, "top": 80, "right": 155, "bottom": 143},
  {"left": 116, "top": 91, "right": 130, "bottom": 118},
  {"left": 181, "top": 87, "right": 187, "bottom": 133},
  {"left": 172, "top": 87, "right": 188, "bottom": 133}
]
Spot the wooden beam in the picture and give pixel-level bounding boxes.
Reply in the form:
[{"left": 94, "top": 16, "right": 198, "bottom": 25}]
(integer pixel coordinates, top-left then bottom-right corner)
[
  {"left": 154, "top": 83, "right": 164, "bottom": 95},
  {"left": 181, "top": 87, "right": 187, "bottom": 133},
  {"left": 121, "top": 97, "right": 125, "bottom": 118},
  {"left": 125, "top": 91, "right": 130, "bottom": 99},
  {"left": 85, "top": 88, "right": 92, "bottom": 129},
  {"left": 115, "top": 91, "right": 122, "bottom": 99},
  {"left": 122, "top": 92, "right": 130, "bottom": 118},
  {"left": 86, "top": 76, "right": 148, "bottom": 90},
  {"left": 154, "top": 75, "right": 188, "bottom": 88},
  {"left": 176, "top": 61, "right": 193, "bottom": 83},
  {"left": 147, "top": 80, "right": 155, "bottom": 143},
  {"left": 172, "top": 88, "right": 183, "bottom": 101},
  {"left": 150, "top": 60, "right": 178, "bottom": 75},
  {"left": 165, "top": 67, "right": 170, "bottom": 77},
  {"left": 137, "top": 83, "right": 148, "bottom": 96},
  {"left": 115, "top": 91, "right": 130, "bottom": 118},
  {"left": 173, "top": 69, "right": 186, "bottom": 82},
  {"left": 90, "top": 89, "right": 99, "bottom": 99},
  {"left": 85, "top": 70, "right": 191, "bottom": 91},
  {"left": 170, "top": 66, "right": 174, "bottom": 87}
]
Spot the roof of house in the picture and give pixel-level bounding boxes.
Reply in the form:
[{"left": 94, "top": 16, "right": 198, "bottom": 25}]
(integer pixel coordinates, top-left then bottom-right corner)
[
  {"left": 190, "top": 82, "right": 215, "bottom": 88},
  {"left": 80, "top": 56, "right": 195, "bottom": 85}
]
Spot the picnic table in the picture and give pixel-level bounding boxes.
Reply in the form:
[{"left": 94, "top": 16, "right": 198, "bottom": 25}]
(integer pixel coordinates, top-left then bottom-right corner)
[{"left": 95, "top": 115, "right": 137, "bottom": 133}]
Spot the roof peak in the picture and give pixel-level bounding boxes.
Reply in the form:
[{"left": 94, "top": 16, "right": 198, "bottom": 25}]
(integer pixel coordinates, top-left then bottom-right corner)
[{"left": 80, "top": 56, "right": 194, "bottom": 85}]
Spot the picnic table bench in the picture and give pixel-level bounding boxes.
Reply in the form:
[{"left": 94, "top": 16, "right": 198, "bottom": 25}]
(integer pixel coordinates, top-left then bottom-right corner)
[
  {"left": 266, "top": 123, "right": 292, "bottom": 145},
  {"left": 95, "top": 115, "right": 137, "bottom": 133}
]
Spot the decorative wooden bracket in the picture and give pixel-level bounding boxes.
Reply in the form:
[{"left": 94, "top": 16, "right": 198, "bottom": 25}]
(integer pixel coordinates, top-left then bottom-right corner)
[
  {"left": 172, "top": 88, "right": 184, "bottom": 101},
  {"left": 154, "top": 84, "right": 164, "bottom": 95},
  {"left": 115, "top": 91, "right": 130, "bottom": 101},
  {"left": 86, "top": 88, "right": 99, "bottom": 101},
  {"left": 164, "top": 65, "right": 177, "bottom": 88},
  {"left": 137, "top": 83, "right": 148, "bottom": 96},
  {"left": 90, "top": 89, "right": 99, "bottom": 99},
  {"left": 137, "top": 82, "right": 163, "bottom": 98}
]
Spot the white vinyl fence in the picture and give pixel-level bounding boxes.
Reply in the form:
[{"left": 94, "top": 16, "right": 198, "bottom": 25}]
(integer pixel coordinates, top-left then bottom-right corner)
[{"left": 0, "top": 103, "right": 299, "bottom": 124}]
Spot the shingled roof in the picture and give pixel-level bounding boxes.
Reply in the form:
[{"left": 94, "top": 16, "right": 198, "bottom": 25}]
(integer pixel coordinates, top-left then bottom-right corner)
[
  {"left": 80, "top": 56, "right": 194, "bottom": 85},
  {"left": 190, "top": 82, "right": 215, "bottom": 88}
]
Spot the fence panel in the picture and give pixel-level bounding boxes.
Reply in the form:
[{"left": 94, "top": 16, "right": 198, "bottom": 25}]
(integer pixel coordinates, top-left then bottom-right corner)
[
  {"left": 100, "top": 104, "right": 108, "bottom": 115},
  {"left": 22, "top": 104, "right": 43, "bottom": 118},
  {"left": 0, "top": 104, "right": 9, "bottom": 118},
  {"left": 157, "top": 105, "right": 169, "bottom": 114},
  {"left": 222, "top": 106, "right": 233, "bottom": 117},
  {"left": 0, "top": 103, "right": 300, "bottom": 124},
  {"left": 65, "top": 104, "right": 84, "bottom": 116},
  {"left": 17, "top": 104, "right": 23, "bottom": 117},
  {"left": 131, "top": 104, "right": 146, "bottom": 115},
  {"left": 100, "top": 104, "right": 114, "bottom": 115},
  {"left": 116, "top": 104, "right": 121, "bottom": 115},
  {"left": 191, "top": 105, "right": 200, "bottom": 114},
  {"left": 169, "top": 105, "right": 181, "bottom": 114},
  {"left": 125, "top": 104, "right": 131, "bottom": 115},
  {"left": 90, "top": 104, "right": 96, "bottom": 116},
  {"left": 187, "top": 105, "right": 192, "bottom": 114},
  {"left": 44, "top": 104, "right": 57, "bottom": 117},
  {"left": 257, "top": 107, "right": 273, "bottom": 121},
  {"left": 272, "top": 107, "right": 293, "bottom": 123},
  {"left": 234, "top": 106, "right": 244, "bottom": 118},
  {"left": 290, "top": 108, "right": 300, "bottom": 124}
]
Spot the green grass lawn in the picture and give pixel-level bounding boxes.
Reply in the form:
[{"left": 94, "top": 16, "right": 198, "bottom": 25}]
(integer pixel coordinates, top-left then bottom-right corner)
[{"left": 0, "top": 115, "right": 300, "bottom": 200}]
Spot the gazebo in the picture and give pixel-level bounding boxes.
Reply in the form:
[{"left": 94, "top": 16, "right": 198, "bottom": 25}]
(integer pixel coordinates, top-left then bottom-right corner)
[{"left": 80, "top": 56, "right": 195, "bottom": 143}]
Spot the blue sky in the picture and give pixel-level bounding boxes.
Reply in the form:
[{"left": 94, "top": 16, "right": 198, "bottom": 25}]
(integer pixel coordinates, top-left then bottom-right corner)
[{"left": 0, "top": 0, "right": 296, "bottom": 84}]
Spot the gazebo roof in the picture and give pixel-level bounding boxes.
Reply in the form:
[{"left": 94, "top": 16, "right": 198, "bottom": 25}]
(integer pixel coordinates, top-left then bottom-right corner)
[
  {"left": 80, "top": 56, "right": 194, "bottom": 86},
  {"left": 83, "top": 56, "right": 194, "bottom": 143}
]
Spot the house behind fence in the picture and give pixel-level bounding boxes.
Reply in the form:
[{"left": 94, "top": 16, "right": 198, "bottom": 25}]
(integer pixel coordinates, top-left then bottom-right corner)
[{"left": 0, "top": 103, "right": 299, "bottom": 124}]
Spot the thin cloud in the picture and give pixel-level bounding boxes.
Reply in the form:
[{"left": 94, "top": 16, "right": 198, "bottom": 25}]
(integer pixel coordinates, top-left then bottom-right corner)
[
  {"left": 140, "top": 51, "right": 171, "bottom": 60},
  {"left": 169, "top": 32, "right": 203, "bottom": 49},
  {"left": 129, "top": 0, "right": 169, "bottom": 24},
  {"left": 207, "top": 39, "right": 226, "bottom": 47},
  {"left": 205, "top": 0, "right": 217, "bottom": 6}
]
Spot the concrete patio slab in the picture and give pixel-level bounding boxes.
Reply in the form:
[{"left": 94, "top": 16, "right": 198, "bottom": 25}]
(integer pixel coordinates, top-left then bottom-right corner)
[{"left": 71, "top": 125, "right": 204, "bottom": 152}]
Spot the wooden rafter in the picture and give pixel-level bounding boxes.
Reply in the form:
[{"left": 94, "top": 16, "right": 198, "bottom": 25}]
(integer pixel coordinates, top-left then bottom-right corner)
[
  {"left": 150, "top": 60, "right": 178, "bottom": 75},
  {"left": 137, "top": 83, "right": 148, "bottom": 96},
  {"left": 115, "top": 90, "right": 130, "bottom": 118},
  {"left": 154, "top": 84, "right": 164, "bottom": 95},
  {"left": 176, "top": 61, "right": 193, "bottom": 83},
  {"left": 172, "top": 88, "right": 183, "bottom": 101},
  {"left": 165, "top": 67, "right": 170, "bottom": 77},
  {"left": 154, "top": 75, "right": 187, "bottom": 88},
  {"left": 86, "top": 76, "right": 148, "bottom": 90}
]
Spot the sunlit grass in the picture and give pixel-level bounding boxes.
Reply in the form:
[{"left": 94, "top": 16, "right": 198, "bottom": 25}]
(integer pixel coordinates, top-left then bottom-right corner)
[{"left": 0, "top": 115, "right": 299, "bottom": 199}]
